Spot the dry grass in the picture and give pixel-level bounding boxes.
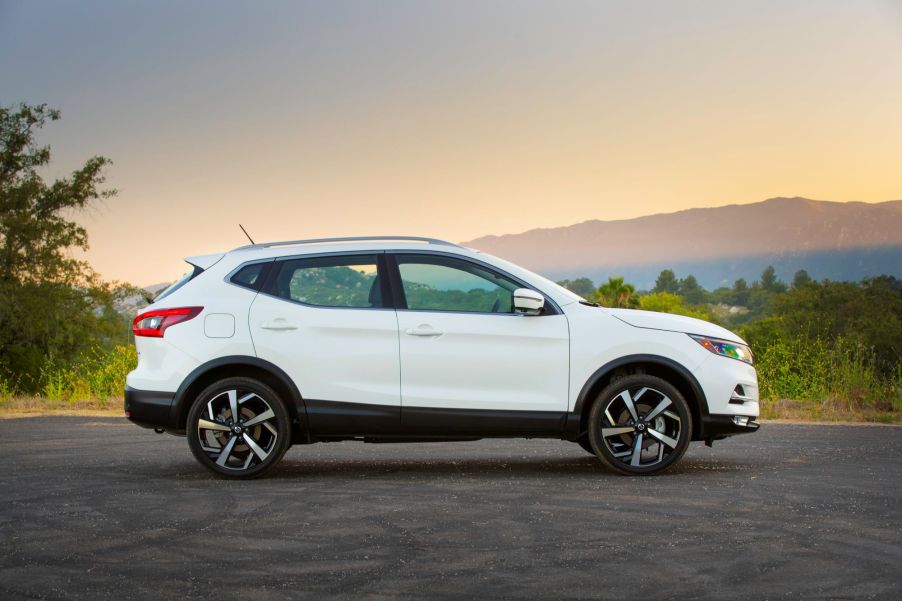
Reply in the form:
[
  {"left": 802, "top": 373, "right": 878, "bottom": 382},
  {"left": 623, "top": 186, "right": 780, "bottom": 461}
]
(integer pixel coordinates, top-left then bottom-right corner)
[
  {"left": 0, "top": 396, "right": 122, "bottom": 419},
  {"left": 760, "top": 398, "right": 901, "bottom": 424}
]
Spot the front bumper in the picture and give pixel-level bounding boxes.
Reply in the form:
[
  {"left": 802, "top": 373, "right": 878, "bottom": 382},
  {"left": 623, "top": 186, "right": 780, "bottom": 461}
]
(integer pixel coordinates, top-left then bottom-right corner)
[
  {"left": 124, "top": 386, "right": 176, "bottom": 429},
  {"left": 700, "top": 414, "right": 760, "bottom": 443}
]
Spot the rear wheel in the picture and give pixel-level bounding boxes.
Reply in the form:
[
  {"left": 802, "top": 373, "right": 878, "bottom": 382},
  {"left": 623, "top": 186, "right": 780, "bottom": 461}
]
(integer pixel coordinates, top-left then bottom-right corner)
[
  {"left": 587, "top": 374, "right": 692, "bottom": 475},
  {"left": 187, "top": 377, "right": 291, "bottom": 478}
]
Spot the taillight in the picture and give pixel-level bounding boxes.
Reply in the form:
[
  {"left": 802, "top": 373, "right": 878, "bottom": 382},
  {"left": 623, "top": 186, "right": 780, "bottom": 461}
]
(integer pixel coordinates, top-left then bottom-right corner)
[{"left": 132, "top": 307, "right": 203, "bottom": 338}]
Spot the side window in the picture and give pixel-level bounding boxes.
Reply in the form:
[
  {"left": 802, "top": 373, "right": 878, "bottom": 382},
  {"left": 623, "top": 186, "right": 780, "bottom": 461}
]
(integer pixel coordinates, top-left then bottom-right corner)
[
  {"left": 230, "top": 263, "right": 267, "bottom": 290},
  {"left": 266, "top": 255, "right": 383, "bottom": 308},
  {"left": 395, "top": 255, "right": 518, "bottom": 313}
]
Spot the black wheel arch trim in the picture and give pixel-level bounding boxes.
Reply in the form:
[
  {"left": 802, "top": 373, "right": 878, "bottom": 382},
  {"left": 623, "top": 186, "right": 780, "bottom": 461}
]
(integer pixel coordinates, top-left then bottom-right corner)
[
  {"left": 170, "top": 355, "right": 308, "bottom": 433},
  {"left": 566, "top": 354, "right": 711, "bottom": 440}
]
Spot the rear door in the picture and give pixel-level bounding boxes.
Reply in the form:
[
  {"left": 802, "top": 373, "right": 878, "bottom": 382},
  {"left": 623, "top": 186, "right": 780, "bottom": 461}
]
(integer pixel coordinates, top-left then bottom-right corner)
[
  {"left": 248, "top": 252, "right": 401, "bottom": 435},
  {"left": 390, "top": 253, "right": 570, "bottom": 436}
]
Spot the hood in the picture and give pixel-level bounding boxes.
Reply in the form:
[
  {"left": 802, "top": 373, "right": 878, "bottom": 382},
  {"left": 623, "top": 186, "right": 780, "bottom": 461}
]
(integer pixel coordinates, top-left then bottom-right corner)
[{"left": 605, "top": 308, "right": 746, "bottom": 344}]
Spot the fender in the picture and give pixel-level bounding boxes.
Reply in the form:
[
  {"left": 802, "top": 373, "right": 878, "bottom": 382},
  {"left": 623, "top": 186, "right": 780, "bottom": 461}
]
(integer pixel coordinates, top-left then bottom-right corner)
[
  {"left": 169, "top": 355, "right": 307, "bottom": 429},
  {"left": 566, "top": 353, "right": 710, "bottom": 439}
]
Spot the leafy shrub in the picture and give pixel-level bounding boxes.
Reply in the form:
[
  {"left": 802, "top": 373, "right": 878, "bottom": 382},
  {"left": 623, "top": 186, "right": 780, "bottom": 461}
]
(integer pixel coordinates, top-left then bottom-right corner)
[
  {"left": 638, "top": 292, "right": 711, "bottom": 320},
  {"left": 751, "top": 336, "right": 902, "bottom": 416},
  {"left": 41, "top": 345, "right": 137, "bottom": 402}
]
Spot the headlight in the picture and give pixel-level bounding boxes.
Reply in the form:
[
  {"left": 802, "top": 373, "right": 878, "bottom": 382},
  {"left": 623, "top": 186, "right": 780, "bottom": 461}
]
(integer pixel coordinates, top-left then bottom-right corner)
[{"left": 689, "top": 335, "right": 754, "bottom": 365}]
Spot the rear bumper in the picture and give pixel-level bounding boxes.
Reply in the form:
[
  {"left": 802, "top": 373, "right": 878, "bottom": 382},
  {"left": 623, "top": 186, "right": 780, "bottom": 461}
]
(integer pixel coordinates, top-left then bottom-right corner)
[
  {"left": 124, "top": 387, "right": 176, "bottom": 429},
  {"left": 700, "top": 414, "right": 760, "bottom": 442}
]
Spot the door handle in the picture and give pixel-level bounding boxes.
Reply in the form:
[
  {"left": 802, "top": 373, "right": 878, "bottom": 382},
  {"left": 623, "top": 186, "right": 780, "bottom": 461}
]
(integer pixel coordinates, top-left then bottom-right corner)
[
  {"left": 260, "top": 320, "right": 298, "bottom": 331},
  {"left": 405, "top": 326, "right": 443, "bottom": 337}
]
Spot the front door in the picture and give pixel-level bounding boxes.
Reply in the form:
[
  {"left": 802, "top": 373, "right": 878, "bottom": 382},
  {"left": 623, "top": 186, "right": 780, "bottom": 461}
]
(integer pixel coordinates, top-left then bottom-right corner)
[{"left": 390, "top": 253, "right": 570, "bottom": 436}]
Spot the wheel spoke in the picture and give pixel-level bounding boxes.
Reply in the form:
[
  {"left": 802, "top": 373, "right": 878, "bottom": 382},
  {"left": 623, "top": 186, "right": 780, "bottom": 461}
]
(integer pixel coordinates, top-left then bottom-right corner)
[
  {"left": 242, "top": 433, "right": 269, "bottom": 461},
  {"left": 644, "top": 397, "right": 672, "bottom": 421},
  {"left": 216, "top": 435, "right": 239, "bottom": 466},
  {"left": 198, "top": 418, "right": 230, "bottom": 432},
  {"left": 663, "top": 410, "right": 681, "bottom": 422},
  {"left": 630, "top": 433, "right": 644, "bottom": 466},
  {"left": 227, "top": 390, "right": 239, "bottom": 423},
  {"left": 602, "top": 426, "right": 635, "bottom": 437},
  {"left": 238, "top": 392, "right": 260, "bottom": 405},
  {"left": 647, "top": 428, "right": 678, "bottom": 449},
  {"left": 619, "top": 390, "right": 639, "bottom": 422},
  {"left": 243, "top": 408, "right": 275, "bottom": 427}
]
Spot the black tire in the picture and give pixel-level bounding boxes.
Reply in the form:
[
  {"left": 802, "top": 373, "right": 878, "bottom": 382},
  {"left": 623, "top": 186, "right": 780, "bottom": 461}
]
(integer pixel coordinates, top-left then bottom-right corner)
[
  {"left": 187, "top": 377, "right": 292, "bottom": 478},
  {"left": 576, "top": 437, "right": 595, "bottom": 455},
  {"left": 587, "top": 374, "right": 692, "bottom": 475}
]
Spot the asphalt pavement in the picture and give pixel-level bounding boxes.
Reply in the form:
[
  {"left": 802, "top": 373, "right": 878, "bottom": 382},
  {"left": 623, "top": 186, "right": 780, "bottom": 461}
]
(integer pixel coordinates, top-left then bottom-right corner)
[{"left": 1, "top": 417, "right": 900, "bottom": 600}]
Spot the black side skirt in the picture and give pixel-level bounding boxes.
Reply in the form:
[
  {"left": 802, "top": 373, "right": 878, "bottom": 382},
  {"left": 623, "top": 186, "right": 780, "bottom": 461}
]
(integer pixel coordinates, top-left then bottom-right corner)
[{"left": 304, "top": 399, "right": 566, "bottom": 439}]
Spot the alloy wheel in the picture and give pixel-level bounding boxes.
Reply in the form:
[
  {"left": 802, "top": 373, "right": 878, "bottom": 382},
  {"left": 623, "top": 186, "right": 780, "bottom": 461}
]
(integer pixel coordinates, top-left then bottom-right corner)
[
  {"left": 597, "top": 385, "right": 683, "bottom": 470},
  {"left": 195, "top": 388, "right": 280, "bottom": 472}
]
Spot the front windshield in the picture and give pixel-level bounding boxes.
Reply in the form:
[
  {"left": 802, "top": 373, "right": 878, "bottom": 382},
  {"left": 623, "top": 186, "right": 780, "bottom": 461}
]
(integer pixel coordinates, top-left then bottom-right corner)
[{"left": 474, "top": 252, "right": 585, "bottom": 304}]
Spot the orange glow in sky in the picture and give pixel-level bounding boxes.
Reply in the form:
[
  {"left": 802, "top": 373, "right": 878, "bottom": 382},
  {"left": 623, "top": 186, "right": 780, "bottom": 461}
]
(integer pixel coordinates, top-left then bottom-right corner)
[{"left": 2, "top": 1, "right": 901, "bottom": 284}]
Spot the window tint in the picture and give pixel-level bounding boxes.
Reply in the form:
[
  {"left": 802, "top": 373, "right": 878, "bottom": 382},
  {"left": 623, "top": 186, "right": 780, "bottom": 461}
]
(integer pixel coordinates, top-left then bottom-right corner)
[
  {"left": 154, "top": 265, "right": 203, "bottom": 302},
  {"left": 267, "top": 255, "right": 382, "bottom": 308},
  {"left": 230, "top": 263, "right": 267, "bottom": 290},
  {"left": 396, "top": 255, "right": 518, "bottom": 313}
]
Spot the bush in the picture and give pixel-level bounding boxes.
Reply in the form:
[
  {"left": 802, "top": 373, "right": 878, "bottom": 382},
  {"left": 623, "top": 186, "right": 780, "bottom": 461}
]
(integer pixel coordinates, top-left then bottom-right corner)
[
  {"left": 752, "top": 336, "right": 902, "bottom": 417},
  {"left": 638, "top": 292, "right": 711, "bottom": 320},
  {"left": 41, "top": 345, "right": 137, "bottom": 402}
]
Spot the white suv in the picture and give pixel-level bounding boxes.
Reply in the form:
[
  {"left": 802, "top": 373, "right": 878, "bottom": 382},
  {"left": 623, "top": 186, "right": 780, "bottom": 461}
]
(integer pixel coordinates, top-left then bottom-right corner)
[{"left": 126, "top": 236, "right": 759, "bottom": 477}]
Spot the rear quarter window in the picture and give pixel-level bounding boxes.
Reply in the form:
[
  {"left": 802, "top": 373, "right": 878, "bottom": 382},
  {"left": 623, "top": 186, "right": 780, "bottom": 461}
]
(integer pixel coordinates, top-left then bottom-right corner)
[
  {"left": 230, "top": 262, "right": 269, "bottom": 291},
  {"left": 154, "top": 265, "right": 203, "bottom": 302}
]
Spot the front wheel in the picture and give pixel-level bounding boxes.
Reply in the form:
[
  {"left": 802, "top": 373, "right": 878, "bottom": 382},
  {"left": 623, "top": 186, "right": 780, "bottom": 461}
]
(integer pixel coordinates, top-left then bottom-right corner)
[
  {"left": 576, "top": 437, "right": 595, "bottom": 455},
  {"left": 587, "top": 374, "right": 692, "bottom": 475},
  {"left": 187, "top": 377, "right": 292, "bottom": 478}
]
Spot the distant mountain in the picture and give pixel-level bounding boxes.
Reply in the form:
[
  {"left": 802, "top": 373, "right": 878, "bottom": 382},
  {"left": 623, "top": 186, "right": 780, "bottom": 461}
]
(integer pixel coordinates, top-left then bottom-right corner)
[{"left": 462, "top": 197, "right": 902, "bottom": 289}]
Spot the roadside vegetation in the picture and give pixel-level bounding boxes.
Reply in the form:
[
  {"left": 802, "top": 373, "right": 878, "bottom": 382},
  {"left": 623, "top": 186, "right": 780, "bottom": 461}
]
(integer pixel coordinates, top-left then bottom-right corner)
[
  {"left": 559, "top": 270, "right": 902, "bottom": 423},
  {"left": 1, "top": 103, "right": 137, "bottom": 415},
  {"left": 1, "top": 102, "right": 899, "bottom": 422}
]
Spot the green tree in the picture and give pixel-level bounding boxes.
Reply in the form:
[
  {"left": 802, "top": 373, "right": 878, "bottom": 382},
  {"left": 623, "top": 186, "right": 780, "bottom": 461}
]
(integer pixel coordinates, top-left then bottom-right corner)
[
  {"left": 595, "top": 276, "right": 639, "bottom": 308},
  {"left": 760, "top": 265, "right": 787, "bottom": 293},
  {"left": 678, "top": 274, "right": 707, "bottom": 304},
  {"left": 0, "top": 103, "right": 125, "bottom": 391},
  {"left": 731, "top": 277, "right": 750, "bottom": 306},
  {"left": 763, "top": 279, "right": 902, "bottom": 371},
  {"left": 653, "top": 269, "right": 679, "bottom": 294},
  {"left": 792, "top": 269, "right": 812, "bottom": 288},
  {"left": 557, "top": 277, "right": 595, "bottom": 298}
]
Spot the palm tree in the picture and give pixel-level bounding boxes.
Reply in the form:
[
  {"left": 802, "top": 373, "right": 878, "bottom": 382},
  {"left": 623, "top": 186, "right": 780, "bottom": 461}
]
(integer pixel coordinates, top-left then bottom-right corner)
[{"left": 595, "top": 276, "right": 639, "bottom": 308}]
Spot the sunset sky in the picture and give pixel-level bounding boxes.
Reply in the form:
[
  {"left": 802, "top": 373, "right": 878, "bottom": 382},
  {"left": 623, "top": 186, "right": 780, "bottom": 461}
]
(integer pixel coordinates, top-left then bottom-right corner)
[{"left": 2, "top": 0, "right": 901, "bottom": 285}]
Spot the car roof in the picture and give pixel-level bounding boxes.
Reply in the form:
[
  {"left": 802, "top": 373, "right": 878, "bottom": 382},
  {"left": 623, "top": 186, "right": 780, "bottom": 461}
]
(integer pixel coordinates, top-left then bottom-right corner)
[{"left": 225, "top": 236, "right": 479, "bottom": 261}]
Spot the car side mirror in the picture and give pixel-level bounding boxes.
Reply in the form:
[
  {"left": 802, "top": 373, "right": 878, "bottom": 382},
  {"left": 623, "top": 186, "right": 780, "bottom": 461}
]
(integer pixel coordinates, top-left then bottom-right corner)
[{"left": 513, "top": 288, "right": 545, "bottom": 316}]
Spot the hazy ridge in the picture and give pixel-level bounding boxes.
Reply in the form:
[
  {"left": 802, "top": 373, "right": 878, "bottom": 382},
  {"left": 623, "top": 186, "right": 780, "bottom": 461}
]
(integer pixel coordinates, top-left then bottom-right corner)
[{"left": 462, "top": 197, "right": 902, "bottom": 288}]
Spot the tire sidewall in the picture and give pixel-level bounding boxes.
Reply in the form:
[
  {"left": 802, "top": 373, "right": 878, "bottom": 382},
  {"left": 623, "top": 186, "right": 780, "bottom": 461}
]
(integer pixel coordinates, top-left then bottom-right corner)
[
  {"left": 186, "top": 377, "right": 292, "bottom": 478},
  {"left": 588, "top": 374, "right": 692, "bottom": 475}
]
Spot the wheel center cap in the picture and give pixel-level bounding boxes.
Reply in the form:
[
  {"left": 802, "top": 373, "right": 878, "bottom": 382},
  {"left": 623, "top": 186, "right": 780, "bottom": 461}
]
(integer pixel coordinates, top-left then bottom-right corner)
[
  {"left": 232, "top": 425, "right": 243, "bottom": 434},
  {"left": 636, "top": 422, "right": 646, "bottom": 432}
]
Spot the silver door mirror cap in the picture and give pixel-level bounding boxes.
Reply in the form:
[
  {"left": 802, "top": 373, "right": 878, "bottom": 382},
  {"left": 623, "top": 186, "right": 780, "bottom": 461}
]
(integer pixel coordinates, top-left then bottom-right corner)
[{"left": 513, "top": 288, "right": 545, "bottom": 316}]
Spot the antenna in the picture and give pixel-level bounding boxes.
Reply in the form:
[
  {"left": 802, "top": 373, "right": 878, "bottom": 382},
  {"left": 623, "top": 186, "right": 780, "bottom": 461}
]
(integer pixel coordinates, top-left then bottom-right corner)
[{"left": 238, "top": 224, "right": 255, "bottom": 244}]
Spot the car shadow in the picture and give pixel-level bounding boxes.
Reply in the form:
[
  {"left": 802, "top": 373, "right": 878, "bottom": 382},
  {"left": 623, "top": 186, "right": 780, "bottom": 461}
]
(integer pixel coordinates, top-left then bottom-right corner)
[{"left": 254, "top": 453, "right": 763, "bottom": 480}]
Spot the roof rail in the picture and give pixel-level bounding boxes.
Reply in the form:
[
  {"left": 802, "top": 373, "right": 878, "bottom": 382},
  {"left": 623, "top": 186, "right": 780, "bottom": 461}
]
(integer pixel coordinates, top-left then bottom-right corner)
[{"left": 235, "top": 235, "right": 461, "bottom": 251}]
